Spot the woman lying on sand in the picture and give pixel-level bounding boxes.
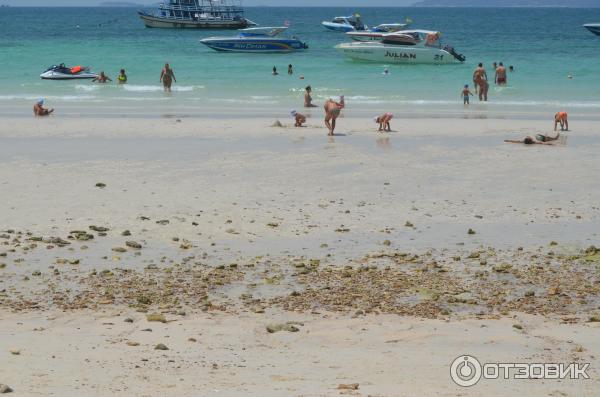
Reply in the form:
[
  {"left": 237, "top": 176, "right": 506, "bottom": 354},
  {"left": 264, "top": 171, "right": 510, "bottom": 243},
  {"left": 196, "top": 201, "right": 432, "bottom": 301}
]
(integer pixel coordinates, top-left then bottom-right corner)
[{"left": 504, "top": 132, "right": 560, "bottom": 145}]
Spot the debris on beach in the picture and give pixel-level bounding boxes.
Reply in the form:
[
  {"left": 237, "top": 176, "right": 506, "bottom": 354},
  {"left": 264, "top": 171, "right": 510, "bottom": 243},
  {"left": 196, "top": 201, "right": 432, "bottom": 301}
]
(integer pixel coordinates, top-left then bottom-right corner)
[
  {"left": 0, "top": 384, "right": 13, "bottom": 394},
  {"left": 146, "top": 313, "right": 167, "bottom": 323},
  {"left": 266, "top": 322, "right": 302, "bottom": 333},
  {"left": 338, "top": 383, "right": 359, "bottom": 390},
  {"left": 95, "top": 182, "right": 106, "bottom": 188},
  {"left": 154, "top": 343, "right": 169, "bottom": 350}
]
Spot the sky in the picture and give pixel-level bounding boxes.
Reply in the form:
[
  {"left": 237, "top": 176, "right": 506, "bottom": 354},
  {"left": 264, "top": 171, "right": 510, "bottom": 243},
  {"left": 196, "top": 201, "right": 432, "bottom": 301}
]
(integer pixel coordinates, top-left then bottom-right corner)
[{"left": 2, "top": 1, "right": 417, "bottom": 5}]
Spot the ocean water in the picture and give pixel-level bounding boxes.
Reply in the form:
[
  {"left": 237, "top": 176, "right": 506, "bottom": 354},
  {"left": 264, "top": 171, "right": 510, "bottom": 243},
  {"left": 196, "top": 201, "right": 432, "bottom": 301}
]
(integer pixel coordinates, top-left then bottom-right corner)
[{"left": 1, "top": 6, "right": 599, "bottom": 116}]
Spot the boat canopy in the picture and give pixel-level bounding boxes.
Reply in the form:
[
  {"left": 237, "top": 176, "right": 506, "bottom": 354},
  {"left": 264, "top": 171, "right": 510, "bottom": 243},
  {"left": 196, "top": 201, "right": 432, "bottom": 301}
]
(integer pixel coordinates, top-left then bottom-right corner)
[{"left": 238, "top": 26, "right": 287, "bottom": 37}]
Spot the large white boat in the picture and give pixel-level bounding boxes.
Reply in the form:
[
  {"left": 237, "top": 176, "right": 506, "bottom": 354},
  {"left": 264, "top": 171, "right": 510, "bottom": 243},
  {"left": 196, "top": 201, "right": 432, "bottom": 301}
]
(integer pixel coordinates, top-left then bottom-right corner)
[
  {"left": 200, "top": 27, "right": 308, "bottom": 53},
  {"left": 584, "top": 23, "right": 600, "bottom": 36},
  {"left": 138, "top": 0, "right": 256, "bottom": 29},
  {"left": 336, "top": 30, "right": 465, "bottom": 65}
]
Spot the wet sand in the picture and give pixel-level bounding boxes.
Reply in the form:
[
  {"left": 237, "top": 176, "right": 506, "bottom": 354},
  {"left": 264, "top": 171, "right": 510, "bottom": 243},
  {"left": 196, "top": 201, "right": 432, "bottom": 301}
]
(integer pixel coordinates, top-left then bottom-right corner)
[{"left": 1, "top": 115, "right": 599, "bottom": 395}]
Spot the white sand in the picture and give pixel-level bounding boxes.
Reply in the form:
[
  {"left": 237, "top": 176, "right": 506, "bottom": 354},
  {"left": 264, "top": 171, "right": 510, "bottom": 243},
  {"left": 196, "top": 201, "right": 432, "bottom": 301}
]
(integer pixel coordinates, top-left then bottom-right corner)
[{"left": 1, "top": 115, "right": 599, "bottom": 395}]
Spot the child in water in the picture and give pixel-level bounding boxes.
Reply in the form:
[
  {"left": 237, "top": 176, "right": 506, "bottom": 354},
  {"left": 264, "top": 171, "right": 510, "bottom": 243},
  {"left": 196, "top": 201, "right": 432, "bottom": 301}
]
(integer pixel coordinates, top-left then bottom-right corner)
[
  {"left": 461, "top": 84, "right": 474, "bottom": 106},
  {"left": 118, "top": 69, "right": 127, "bottom": 84}
]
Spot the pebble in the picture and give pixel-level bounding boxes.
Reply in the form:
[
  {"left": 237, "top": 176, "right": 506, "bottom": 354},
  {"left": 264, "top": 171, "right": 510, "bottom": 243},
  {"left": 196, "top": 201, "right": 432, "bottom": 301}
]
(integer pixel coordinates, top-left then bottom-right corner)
[
  {"left": 126, "top": 241, "right": 142, "bottom": 249},
  {"left": 337, "top": 383, "right": 359, "bottom": 390},
  {"left": 154, "top": 343, "right": 169, "bottom": 351},
  {"left": 146, "top": 313, "right": 167, "bottom": 323},
  {"left": 95, "top": 182, "right": 106, "bottom": 188},
  {"left": 121, "top": 230, "right": 132, "bottom": 236},
  {"left": 124, "top": 317, "right": 134, "bottom": 323},
  {"left": 9, "top": 349, "right": 20, "bottom": 355},
  {"left": 0, "top": 384, "right": 13, "bottom": 393},
  {"left": 266, "top": 323, "right": 300, "bottom": 333},
  {"left": 126, "top": 341, "right": 140, "bottom": 347}
]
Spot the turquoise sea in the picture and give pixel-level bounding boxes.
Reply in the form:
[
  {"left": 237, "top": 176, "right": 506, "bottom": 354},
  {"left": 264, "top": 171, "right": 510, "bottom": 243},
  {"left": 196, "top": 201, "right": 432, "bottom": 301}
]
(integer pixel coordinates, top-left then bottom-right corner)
[{"left": 1, "top": 6, "right": 599, "bottom": 117}]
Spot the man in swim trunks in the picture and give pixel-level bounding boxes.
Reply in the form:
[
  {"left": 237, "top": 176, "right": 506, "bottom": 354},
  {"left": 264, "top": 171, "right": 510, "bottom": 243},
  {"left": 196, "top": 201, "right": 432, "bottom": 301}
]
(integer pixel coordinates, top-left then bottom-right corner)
[
  {"left": 374, "top": 112, "right": 393, "bottom": 132},
  {"left": 324, "top": 96, "right": 345, "bottom": 136},
  {"left": 495, "top": 62, "right": 507, "bottom": 85},
  {"left": 92, "top": 71, "right": 112, "bottom": 83},
  {"left": 304, "top": 86, "right": 317, "bottom": 108},
  {"left": 473, "top": 63, "right": 489, "bottom": 101},
  {"left": 554, "top": 111, "right": 569, "bottom": 131},
  {"left": 33, "top": 99, "right": 54, "bottom": 116},
  {"left": 160, "top": 63, "right": 176, "bottom": 92}
]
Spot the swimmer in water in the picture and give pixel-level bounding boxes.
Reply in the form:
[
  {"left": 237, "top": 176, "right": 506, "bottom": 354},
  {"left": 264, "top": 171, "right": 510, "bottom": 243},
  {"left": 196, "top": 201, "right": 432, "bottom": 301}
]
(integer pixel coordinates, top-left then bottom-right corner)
[
  {"left": 160, "top": 63, "right": 176, "bottom": 92},
  {"left": 304, "top": 86, "right": 317, "bottom": 108},
  {"left": 383, "top": 68, "right": 389, "bottom": 75},
  {"left": 374, "top": 112, "right": 393, "bottom": 132},
  {"left": 324, "top": 96, "right": 345, "bottom": 136},
  {"left": 117, "top": 69, "right": 127, "bottom": 84},
  {"left": 92, "top": 71, "right": 112, "bottom": 83},
  {"left": 290, "top": 109, "right": 306, "bottom": 127},
  {"left": 554, "top": 112, "right": 569, "bottom": 131},
  {"left": 272, "top": 66, "right": 278, "bottom": 76}
]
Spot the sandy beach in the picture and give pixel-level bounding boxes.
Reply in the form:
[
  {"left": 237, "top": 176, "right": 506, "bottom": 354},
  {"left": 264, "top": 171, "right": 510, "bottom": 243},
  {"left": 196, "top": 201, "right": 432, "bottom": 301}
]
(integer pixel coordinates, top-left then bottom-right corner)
[{"left": 1, "top": 114, "right": 599, "bottom": 396}]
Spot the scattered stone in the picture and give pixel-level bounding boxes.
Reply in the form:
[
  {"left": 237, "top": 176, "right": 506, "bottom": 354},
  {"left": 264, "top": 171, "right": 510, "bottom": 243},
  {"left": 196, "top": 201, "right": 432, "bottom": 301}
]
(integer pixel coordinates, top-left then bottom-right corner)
[
  {"left": 266, "top": 323, "right": 300, "bottom": 333},
  {"left": 0, "top": 384, "right": 13, "bottom": 393},
  {"left": 468, "top": 228, "right": 476, "bottom": 235},
  {"left": 271, "top": 120, "right": 283, "bottom": 127},
  {"left": 513, "top": 324, "right": 523, "bottom": 330},
  {"left": 154, "top": 343, "right": 169, "bottom": 351},
  {"left": 126, "top": 241, "right": 142, "bottom": 249},
  {"left": 126, "top": 341, "right": 140, "bottom": 347},
  {"left": 89, "top": 226, "right": 109, "bottom": 232},
  {"left": 124, "top": 317, "right": 134, "bottom": 323},
  {"left": 146, "top": 313, "right": 167, "bottom": 323},
  {"left": 9, "top": 349, "right": 20, "bottom": 355},
  {"left": 405, "top": 221, "right": 414, "bottom": 228},
  {"left": 156, "top": 220, "right": 170, "bottom": 225},
  {"left": 121, "top": 230, "right": 132, "bottom": 236},
  {"left": 337, "top": 383, "right": 359, "bottom": 390},
  {"left": 588, "top": 316, "right": 600, "bottom": 322},
  {"left": 492, "top": 263, "right": 512, "bottom": 273},
  {"left": 188, "top": 337, "right": 197, "bottom": 342},
  {"left": 111, "top": 247, "right": 127, "bottom": 253},
  {"left": 267, "top": 222, "right": 279, "bottom": 228},
  {"left": 95, "top": 182, "right": 106, "bottom": 188},
  {"left": 382, "top": 240, "right": 391, "bottom": 246}
]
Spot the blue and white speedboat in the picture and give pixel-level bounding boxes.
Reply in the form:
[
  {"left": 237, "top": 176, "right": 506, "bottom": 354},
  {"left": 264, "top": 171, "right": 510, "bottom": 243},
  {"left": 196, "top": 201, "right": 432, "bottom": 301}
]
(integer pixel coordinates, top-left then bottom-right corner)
[
  {"left": 584, "top": 23, "right": 600, "bottom": 36},
  {"left": 200, "top": 27, "right": 308, "bottom": 53},
  {"left": 322, "top": 14, "right": 366, "bottom": 32}
]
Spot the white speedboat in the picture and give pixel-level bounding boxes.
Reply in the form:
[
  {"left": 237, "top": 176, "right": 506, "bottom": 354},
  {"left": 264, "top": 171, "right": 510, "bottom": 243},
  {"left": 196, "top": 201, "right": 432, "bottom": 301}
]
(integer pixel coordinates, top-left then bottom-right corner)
[
  {"left": 347, "top": 21, "right": 412, "bottom": 41},
  {"left": 40, "top": 64, "right": 98, "bottom": 80},
  {"left": 322, "top": 14, "right": 366, "bottom": 32},
  {"left": 336, "top": 30, "right": 465, "bottom": 65},
  {"left": 584, "top": 23, "right": 600, "bottom": 36},
  {"left": 200, "top": 27, "right": 308, "bottom": 53}
]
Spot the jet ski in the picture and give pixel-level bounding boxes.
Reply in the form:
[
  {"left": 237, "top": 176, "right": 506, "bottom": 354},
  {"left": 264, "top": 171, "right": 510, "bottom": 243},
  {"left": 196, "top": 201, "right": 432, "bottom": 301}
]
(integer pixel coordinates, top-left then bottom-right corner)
[{"left": 40, "top": 64, "right": 98, "bottom": 80}]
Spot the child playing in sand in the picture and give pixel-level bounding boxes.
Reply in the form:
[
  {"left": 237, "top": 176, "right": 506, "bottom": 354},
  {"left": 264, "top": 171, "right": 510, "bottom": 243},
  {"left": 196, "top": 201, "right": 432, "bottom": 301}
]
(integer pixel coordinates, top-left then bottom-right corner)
[
  {"left": 374, "top": 112, "right": 393, "bottom": 132},
  {"left": 290, "top": 110, "right": 306, "bottom": 127},
  {"left": 33, "top": 99, "right": 54, "bottom": 116},
  {"left": 554, "top": 111, "right": 569, "bottom": 131},
  {"left": 461, "top": 84, "right": 474, "bottom": 106}
]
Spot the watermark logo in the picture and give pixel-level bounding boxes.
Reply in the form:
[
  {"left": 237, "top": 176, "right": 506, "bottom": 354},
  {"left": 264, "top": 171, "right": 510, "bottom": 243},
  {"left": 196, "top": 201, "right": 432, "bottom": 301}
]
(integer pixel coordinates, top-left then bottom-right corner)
[{"left": 450, "top": 355, "right": 590, "bottom": 387}]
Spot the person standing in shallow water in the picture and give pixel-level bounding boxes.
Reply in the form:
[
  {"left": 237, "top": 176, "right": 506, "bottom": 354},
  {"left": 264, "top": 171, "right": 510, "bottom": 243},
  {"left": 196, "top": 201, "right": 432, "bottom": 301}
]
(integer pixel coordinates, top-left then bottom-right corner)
[
  {"left": 272, "top": 66, "right": 278, "bottom": 76},
  {"left": 495, "top": 62, "right": 507, "bottom": 86},
  {"left": 118, "top": 69, "right": 127, "bottom": 84},
  {"left": 473, "top": 63, "right": 489, "bottom": 101},
  {"left": 288, "top": 64, "right": 293, "bottom": 75},
  {"left": 304, "top": 86, "right": 317, "bottom": 108},
  {"left": 160, "top": 63, "right": 176, "bottom": 92}
]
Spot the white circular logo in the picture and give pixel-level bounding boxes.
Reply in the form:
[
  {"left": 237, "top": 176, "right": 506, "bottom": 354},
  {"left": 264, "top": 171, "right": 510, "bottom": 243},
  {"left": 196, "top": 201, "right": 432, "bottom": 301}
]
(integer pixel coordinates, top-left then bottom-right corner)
[{"left": 450, "top": 355, "right": 482, "bottom": 387}]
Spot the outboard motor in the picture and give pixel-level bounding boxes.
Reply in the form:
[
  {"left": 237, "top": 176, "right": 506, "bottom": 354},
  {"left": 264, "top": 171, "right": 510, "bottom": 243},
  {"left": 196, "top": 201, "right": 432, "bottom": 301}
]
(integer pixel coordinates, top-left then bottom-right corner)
[{"left": 443, "top": 45, "right": 466, "bottom": 62}]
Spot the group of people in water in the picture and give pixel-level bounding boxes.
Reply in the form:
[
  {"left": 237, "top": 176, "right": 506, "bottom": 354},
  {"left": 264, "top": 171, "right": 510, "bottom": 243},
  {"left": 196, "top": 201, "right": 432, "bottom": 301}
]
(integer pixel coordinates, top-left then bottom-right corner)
[
  {"left": 469, "top": 61, "right": 513, "bottom": 102},
  {"left": 64, "top": 63, "right": 177, "bottom": 92}
]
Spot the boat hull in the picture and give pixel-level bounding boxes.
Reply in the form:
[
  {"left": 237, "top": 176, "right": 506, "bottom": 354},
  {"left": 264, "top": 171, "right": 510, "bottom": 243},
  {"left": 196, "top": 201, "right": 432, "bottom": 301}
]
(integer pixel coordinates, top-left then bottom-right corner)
[
  {"left": 40, "top": 71, "right": 98, "bottom": 80},
  {"left": 201, "top": 38, "right": 307, "bottom": 53},
  {"left": 139, "top": 12, "right": 251, "bottom": 29},
  {"left": 322, "top": 22, "right": 356, "bottom": 32},
  {"left": 584, "top": 24, "right": 600, "bottom": 36},
  {"left": 347, "top": 32, "right": 384, "bottom": 42},
  {"left": 335, "top": 43, "right": 460, "bottom": 64}
]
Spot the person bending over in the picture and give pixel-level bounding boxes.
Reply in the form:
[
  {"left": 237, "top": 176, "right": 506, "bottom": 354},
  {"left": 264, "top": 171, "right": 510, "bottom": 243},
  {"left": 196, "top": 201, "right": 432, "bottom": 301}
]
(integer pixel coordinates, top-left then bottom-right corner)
[
  {"left": 290, "top": 110, "right": 306, "bottom": 127},
  {"left": 324, "top": 96, "right": 345, "bottom": 136},
  {"left": 374, "top": 112, "right": 393, "bottom": 132},
  {"left": 554, "top": 111, "right": 569, "bottom": 131}
]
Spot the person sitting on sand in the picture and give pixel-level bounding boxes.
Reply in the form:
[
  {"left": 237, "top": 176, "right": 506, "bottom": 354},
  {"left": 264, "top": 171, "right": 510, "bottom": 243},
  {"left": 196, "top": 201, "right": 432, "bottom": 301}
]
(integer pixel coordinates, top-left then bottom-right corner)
[
  {"left": 461, "top": 84, "right": 474, "bottom": 106},
  {"left": 117, "top": 69, "right": 127, "bottom": 84},
  {"left": 374, "top": 112, "right": 393, "bottom": 132},
  {"left": 495, "top": 62, "right": 507, "bottom": 85},
  {"left": 473, "top": 63, "right": 489, "bottom": 102},
  {"left": 33, "top": 98, "right": 54, "bottom": 116},
  {"left": 92, "top": 71, "right": 112, "bottom": 83},
  {"left": 504, "top": 133, "right": 560, "bottom": 145},
  {"left": 290, "top": 109, "right": 306, "bottom": 127},
  {"left": 324, "top": 96, "right": 345, "bottom": 136},
  {"left": 160, "top": 63, "right": 176, "bottom": 92},
  {"left": 554, "top": 111, "right": 569, "bottom": 131},
  {"left": 304, "top": 86, "right": 317, "bottom": 108}
]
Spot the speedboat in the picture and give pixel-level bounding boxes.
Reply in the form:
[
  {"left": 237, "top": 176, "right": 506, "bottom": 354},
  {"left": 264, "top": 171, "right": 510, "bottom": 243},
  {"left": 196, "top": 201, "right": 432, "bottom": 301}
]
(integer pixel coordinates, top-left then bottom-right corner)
[
  {"left": 200, "top": 27, "right": 308, "bottom": 53},
  {"left": 347, "top": 21, "right": 413, "bottom": 41},
  {"left": 40, "top": 64, "right": 98, "bottom": 80},
  {"left": 322, "top": 14, "right": 366, "bottom": 32},
  {"left": 583, "top": 23, "right": 600, "bottom": 36},
  {"left": 335, "top": 30, "right": 466, "bottom": 65}
]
